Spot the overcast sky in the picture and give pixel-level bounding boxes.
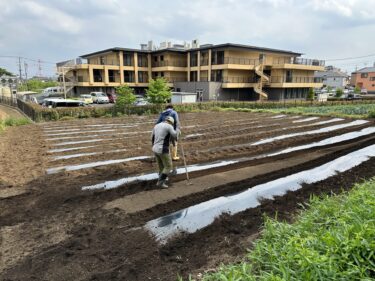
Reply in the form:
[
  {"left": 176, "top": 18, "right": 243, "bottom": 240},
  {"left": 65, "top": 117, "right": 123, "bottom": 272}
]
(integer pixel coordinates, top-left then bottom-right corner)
[{"left": 1, "top": 0, "right": 375, "bottom": 77}]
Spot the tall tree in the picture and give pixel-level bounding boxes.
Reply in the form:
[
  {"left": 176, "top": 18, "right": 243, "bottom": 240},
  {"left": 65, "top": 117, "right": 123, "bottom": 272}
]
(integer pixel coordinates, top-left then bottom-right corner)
[
  {"left": 145, "top": 78, "right": 172, "bottom": 104},
  {"left": 0, "top": 67, "right": 14, "bottom": 76}
]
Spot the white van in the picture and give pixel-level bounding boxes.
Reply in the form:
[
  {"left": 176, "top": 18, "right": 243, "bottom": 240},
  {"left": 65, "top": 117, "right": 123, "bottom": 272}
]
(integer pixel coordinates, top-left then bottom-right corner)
[
  {"left": 42, "top": 87, "right": 63, "bottom": 96},
  {"left": 90, "top": 92, "right": 109, "bottom": 104}
]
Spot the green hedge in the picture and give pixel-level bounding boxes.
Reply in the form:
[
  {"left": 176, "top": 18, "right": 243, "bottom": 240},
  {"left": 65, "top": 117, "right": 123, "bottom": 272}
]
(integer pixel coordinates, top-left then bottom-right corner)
[{"left": 9, "top": 100, "right": 375, "bottom": 122}]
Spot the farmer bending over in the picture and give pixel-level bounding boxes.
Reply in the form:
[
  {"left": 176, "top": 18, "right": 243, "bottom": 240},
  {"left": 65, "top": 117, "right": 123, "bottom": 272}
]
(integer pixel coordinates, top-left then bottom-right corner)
[
  {"left": 156, "top": 104, "right": 181, "bottom": 161},
  {"left": 152, "top": 116, "right": 177, "bottom": 188}
]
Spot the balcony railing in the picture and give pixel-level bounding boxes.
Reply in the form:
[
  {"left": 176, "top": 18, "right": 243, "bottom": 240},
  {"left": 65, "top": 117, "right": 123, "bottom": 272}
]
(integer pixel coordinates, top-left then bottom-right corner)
[
  {"left": 138, "top": 60, "right": 148, "bottom": 67},
  {"left": 222, "top": 76, "right": 258, "bottom": 83},
  {"left": 89, "top": 59, "right": 120, "bottom": 66},
  {"left": 152, "top": 60, "right": 187, "bottom": 67},
  {"left": 200, "top": 58, "right": 209, "bottom": 66},
  {"left": 212, "top": 57, "right": 260, "bottom": 65},
  {"left": 271, "top": 76, "right": 322, "bottom": 83},
  {"left": 165, "top": 77, "right": 188, "bottom": 83},
  {"left": 273, "top": 57, "right": 325, "bottom": 66}
]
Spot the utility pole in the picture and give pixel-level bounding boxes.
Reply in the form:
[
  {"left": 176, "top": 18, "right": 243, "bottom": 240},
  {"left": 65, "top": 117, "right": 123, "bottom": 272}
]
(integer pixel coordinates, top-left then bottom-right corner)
[
  {"left": 62, "top": 67, "right": 67, "bottom": 99},
  {"left": 24, "top": 62, "right": 29, "bottom": 91},
  {"left": 37, "top": 59, "right": 42, "bottom": 77},
  {"left": 18, "top": 57, "right": 23, "bottom": 88}
]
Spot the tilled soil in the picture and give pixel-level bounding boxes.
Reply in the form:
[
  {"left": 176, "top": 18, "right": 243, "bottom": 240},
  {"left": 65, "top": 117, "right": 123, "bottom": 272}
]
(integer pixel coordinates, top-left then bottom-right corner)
[{"left": 1, "top": 112, "right": 375, "bottom": 280}]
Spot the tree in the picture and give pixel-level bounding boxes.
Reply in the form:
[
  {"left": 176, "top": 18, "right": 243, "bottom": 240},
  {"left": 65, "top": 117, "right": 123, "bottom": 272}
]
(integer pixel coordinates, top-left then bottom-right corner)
[
  {"left": 18, "top": 79, "right": 58, "bottom": 92},
  {"left": 115, "top": 84, "right": 136, "bottom": 108},
  {"left": 354, "top": 86, "right": 361, "bottom": 94},
  {"left": 145, "top": 78, "right": 172, "bottom": 104},
  {"left": 326, "top": 86, "right": 332, "bottom": 93},
  {"left": 335, "top": 88, "right": 343, "bottom": 98},
  {"left": 307, "top": 88, "right": 314, "bottom": 100},
  {"left": 0, "top": 67, "right": 14, "bottom": 76}
]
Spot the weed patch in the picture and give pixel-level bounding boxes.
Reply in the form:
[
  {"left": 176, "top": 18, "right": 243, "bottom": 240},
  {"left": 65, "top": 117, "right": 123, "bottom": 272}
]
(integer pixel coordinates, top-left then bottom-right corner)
[{"left": 199, "top": 178, "right": 375, "bottom": 281}]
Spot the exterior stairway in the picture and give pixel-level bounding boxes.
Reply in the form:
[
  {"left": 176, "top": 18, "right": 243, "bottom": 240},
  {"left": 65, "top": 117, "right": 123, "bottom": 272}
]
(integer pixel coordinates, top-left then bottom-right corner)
[{"left": 254, "top": 64, "right": 269, "bottom": 99}]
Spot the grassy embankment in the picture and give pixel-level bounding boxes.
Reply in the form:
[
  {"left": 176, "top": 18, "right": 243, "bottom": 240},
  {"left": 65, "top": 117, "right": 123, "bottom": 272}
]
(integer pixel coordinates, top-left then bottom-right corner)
[
  {"left": 0, "top": 117, "right": 31, "bottom": 133},
  {"left": 213, "top": 103, "right": 375, "bottom": 119},
  {"left": 185, "top": 178, "right": 375, "bottom": 281}
]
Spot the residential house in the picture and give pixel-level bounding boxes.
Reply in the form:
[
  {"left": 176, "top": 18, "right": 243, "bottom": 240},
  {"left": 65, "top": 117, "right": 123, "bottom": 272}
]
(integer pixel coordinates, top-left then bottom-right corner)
[
  {"left": 350, "top": 65, "right": 375, "bottom": 94},
  {"left": 314, "top": 66, "right": 348, "bottom": 89}
]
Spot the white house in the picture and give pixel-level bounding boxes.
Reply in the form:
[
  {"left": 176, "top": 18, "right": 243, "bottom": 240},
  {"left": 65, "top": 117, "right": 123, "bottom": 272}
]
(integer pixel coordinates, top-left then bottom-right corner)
[{"left": 314, "top": 66, "right": 349, "bottom": 89}]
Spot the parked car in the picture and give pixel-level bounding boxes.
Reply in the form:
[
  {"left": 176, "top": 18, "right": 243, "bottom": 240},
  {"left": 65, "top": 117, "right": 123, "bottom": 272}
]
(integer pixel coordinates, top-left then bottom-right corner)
[
  {"left": 80, "top": 94, "right": 94, "bottom": 104},
  {"left": 134, "top": 98, "right": 150, "bottom": 106},
  {"left": 346, "top": 93, "right": 362, "bottom": 100},
  {"left": 106, "top": 93, "right": 117, "bottom": 103},
  {"left": 90, "top": 92, "right": 109, "bottom": 104},
  {"left": 360, "top": 88, "right": 368, "bottom": 94},
  {"left": 43, "top": 98, "right": 84, "bottom": 108}
]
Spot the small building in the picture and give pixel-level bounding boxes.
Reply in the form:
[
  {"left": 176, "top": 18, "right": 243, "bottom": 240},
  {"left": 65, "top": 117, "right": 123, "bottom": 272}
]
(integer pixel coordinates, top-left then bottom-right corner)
[
  {"left": 171, "top": 92, "right": 197, "bottom": 104},
  {"left": 314, "top": 66, "right": 349, "bottom": 89},
  {"left": 0, "top": 75, "right": 18, "bottom": 89},
  {"left": 350, "top": 65, "right": 375, "bottom": 94}
]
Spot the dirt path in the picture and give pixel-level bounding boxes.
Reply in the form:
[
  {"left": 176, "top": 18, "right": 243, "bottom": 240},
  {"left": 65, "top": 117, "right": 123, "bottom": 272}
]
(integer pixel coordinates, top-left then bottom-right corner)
[
  {"left": 0, "top": 105, "right": 24, "bottom": 119},
  {"left": 0, "top": 123, "right": 47, "bottom": 192}
]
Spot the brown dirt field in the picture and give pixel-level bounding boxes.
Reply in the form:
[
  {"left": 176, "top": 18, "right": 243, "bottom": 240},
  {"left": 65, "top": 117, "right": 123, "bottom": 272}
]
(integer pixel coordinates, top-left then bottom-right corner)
[{"left": 1, "top": 111, "right": 375, "bottom": 280}]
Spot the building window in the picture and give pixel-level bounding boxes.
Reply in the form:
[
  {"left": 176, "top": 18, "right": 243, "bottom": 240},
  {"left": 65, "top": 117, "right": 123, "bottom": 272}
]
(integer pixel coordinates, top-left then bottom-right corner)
[
  {"left": 160, "top": 55, "right": 164, "bottom": 61},
  {"left": 124, "top": 71, "right": 134, "bottom": 82},
  {"left": 123, "top": 53, "right": 133, "bottom": 66},
  {"left": 108, "top": 70, "right": 116, "bottom": 82},
  {"left": 190, "top": 71, "right": 198, "bottom": 81},
  {"left": 190, "top": 52, "right": 198, "bottom": 67},
  {"left": 361, "top": 73, "right": 368, "bottom": 78},
  {"left": 286, "top": 70, "right": 293, "bottom": 83},
  {"left": 138, "top": 71, "right": 148, "bottom": 83},
  {"left": 93, "top": 69, "right": 103, "bottom": 82},
  {"left": 370, "top": 77, "right": 375, "bottom": 81},
  {"left": 100, "top": 56, "right": 105, "bottom": 65},
  {"left": 211, "top": 70, "right": 222, "bottom": 82},
  {"left": 160, "top": 72, "right": 164, "bottom": 77},
  {"left": 138, "top": 54, "right": 148, "bottom": 67},
  {"left": 211, "top": 51, "right": 224, "bottom": 65}
]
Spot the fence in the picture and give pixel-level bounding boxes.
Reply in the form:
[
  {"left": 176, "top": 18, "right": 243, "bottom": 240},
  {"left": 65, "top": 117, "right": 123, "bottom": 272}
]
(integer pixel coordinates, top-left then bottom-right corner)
[{"left": 1, "top": 95, "right": 374, "bottom": 122}]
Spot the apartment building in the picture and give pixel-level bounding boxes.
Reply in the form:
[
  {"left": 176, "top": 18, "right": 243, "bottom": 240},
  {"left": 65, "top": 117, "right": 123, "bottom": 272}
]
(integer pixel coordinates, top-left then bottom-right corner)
[
  {"left": 57, "top": 42, "right": 324, "bottom": 101},
  {"left": 350, "top": 65, "right": 375, "bottom": 94}
]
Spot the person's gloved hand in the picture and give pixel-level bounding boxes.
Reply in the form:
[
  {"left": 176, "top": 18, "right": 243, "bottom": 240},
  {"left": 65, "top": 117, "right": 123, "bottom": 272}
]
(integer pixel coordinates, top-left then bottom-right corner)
[{"left": 176, "top": 129, "right": 181, "bottom": 137}]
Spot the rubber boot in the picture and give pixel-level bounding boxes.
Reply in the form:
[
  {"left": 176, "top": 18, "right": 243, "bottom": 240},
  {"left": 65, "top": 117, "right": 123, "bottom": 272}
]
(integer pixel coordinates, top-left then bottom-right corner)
[{"left": 172, "top": 143, "right": 180, "bottom": 161}]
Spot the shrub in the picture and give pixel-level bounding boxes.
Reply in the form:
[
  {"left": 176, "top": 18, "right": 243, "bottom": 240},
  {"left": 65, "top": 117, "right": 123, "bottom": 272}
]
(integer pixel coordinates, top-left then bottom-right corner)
[
  {"left": 335, "top": 88, "right": 343, "bottom": 98},
  {"left": 307, "top": 88, "right": 314, "bottom": 100},
  {"left": 115, "top": 84, "right": 137, "bottom": 110}
]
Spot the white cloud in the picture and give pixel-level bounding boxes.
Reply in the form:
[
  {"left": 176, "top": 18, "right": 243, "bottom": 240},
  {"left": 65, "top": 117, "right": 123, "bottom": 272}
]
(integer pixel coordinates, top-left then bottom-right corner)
[{"left": 22, "top": 1, "right": 83, "bottom": 33}]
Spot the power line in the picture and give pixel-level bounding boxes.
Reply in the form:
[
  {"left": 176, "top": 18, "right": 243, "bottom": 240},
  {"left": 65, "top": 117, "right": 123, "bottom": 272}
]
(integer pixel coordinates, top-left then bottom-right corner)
[
  {"left": 0, "top": 55, "right": 55, "bottom": 64},
  {"left": 325, "top": 53, "right": 375, "bottom": 61}
]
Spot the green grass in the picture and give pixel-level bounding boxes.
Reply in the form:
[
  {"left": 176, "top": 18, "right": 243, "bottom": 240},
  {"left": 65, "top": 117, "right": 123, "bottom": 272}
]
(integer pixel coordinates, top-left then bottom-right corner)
[
  {"left": 0, "top": 117, "right": 31, "bottom": 132},
  {"left": 189, "top": 178, "right": 375, "bottom": 281}
]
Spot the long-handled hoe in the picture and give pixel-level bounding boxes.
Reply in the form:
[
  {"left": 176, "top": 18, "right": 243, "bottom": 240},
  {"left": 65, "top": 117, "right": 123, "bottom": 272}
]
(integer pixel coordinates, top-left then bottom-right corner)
[{"left": 179, "top": 140, "right": 193, "bottom": 186}]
